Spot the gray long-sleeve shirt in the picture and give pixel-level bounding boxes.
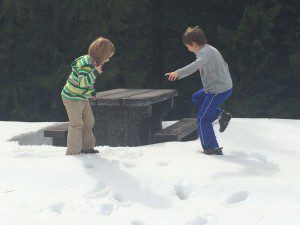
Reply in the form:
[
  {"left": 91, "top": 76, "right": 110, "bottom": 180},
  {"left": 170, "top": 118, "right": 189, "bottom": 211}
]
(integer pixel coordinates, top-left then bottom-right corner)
[{"left": 176, "top": 44, "right": 233, "bottom": 94}]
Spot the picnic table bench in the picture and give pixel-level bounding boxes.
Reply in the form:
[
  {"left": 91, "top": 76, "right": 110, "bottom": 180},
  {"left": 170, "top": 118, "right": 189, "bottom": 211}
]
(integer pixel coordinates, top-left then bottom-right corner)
[{"left": 44, "top": 89, "right": 198, "bottom": 147}]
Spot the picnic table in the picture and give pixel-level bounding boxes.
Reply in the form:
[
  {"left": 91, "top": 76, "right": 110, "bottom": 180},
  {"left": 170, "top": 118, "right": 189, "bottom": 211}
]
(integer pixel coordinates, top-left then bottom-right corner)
[
  {"left": 44, "top": 89, "right": 199, "bottom": 147},
  {"left": 90, "top": 89, "right": 178, "bottom": 146}
]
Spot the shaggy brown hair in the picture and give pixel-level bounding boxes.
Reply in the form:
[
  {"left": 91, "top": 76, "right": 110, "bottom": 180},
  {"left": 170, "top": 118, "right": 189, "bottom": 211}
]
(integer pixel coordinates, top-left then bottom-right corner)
[
  {"left": 183, "top": 26, "right": 207, "bottom": 46},
  {"left": 88, "top": 37, "right": 115, "bottom": 66}
]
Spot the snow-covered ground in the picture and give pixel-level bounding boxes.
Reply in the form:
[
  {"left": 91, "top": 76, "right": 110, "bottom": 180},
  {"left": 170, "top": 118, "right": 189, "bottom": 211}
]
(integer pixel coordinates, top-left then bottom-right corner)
[{"left": 0, "top": 119, "right": 299, "bottom": 225}]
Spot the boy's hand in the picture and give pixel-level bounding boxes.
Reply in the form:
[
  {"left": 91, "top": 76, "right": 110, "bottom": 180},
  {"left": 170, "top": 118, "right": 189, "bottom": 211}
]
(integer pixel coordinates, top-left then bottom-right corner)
[
  {"left": 92, "top": 95, "right": 97, "bottom": 101},
  {"left": 95, "top": 65, "right": 103, "bottom": 74},
  {"left": 165, "top": 72, "right": 178, "bottom": 81}
]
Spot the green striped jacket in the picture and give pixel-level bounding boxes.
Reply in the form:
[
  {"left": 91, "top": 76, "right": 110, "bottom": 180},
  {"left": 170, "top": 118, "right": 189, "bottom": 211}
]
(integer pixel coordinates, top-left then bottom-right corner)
[{"left": 61, "top": 55, "right": 101, "bottom": 101}]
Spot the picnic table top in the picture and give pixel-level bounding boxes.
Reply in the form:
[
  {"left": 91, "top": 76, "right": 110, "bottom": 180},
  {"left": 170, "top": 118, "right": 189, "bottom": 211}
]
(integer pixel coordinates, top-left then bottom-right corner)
[{"left": 92, "top": 89, "right": 178, "bottom": 106}]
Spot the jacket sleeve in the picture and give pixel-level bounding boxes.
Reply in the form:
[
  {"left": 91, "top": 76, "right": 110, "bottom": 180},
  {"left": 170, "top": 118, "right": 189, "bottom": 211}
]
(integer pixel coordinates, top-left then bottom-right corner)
[
  {"left": 77, "top": 68, "right": 100, "bottom": 95},
  {"left": 176, "top": 51, "right": 207, "bottom": 80}
]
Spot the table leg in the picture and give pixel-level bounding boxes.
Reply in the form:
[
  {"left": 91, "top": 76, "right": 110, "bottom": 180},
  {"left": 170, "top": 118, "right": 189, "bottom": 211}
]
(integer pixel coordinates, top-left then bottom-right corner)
[
  {"left": 92, "top": 105, "right": 152, "bottom": 146},
  {"left": 150, "top": 98, "right": 174, "bottom": 141}
]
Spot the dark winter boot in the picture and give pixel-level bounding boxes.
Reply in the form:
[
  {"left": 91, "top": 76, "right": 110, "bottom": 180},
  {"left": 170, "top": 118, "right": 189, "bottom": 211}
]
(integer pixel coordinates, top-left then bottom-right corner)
[
  {"left": 218, "top": 111, "right": 232, "bottom": 133},
  {"left": 81, "top": 149, "right": 99, "bottom": 154},
  {"left": 203, "top": 147, "right": 223, "bottom": 155}
]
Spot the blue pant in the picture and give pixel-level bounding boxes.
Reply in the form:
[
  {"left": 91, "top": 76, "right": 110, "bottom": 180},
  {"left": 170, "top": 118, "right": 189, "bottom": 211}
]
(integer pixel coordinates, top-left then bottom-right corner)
[{"left": 192, "top": 88, "right": 233, "bottom": 150}]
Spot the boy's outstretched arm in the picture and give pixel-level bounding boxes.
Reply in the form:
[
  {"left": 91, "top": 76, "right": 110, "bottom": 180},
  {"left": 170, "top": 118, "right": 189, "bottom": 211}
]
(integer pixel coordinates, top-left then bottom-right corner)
[
  {"left": 176, "top": 58, "right": 206, "bottom": 79},
  {"left": 165, "top": 59, "right": 201, "bottom": 82},
  {"left": 165, "top": 71, "right": 179, "bottom": 81},
  {"left": 175, "top": 52, "right": 208, "bottom": 80}
]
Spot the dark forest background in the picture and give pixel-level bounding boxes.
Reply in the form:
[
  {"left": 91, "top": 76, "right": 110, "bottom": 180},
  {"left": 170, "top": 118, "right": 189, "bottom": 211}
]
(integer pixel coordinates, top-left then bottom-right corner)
[{"left": 0, "top": 0, "right": 299, "bottom": 122}]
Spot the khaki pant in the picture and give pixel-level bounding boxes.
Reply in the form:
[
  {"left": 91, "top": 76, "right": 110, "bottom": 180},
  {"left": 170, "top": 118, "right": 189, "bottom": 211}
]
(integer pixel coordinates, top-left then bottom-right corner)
[{"left": 62, "top": 99, "right": 96, "bottom": 155}]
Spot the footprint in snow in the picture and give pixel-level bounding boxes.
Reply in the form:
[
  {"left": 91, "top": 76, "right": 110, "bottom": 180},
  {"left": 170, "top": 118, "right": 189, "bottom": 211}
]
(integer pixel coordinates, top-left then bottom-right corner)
[
  {"left": 187, "top": 216, "right": 209, "bottom": 225},
  {"left": 49, "top": 202, "right": 64, "bottom": 213},
  {"left": 120, "top": 151, "right": 143, "bottom": 159},
  {"left": 175, "top": 180, "right": 192, "bottom": 200},
  {"left": 156, "top": 160, "right": 170, "bottom": 166},
  {"left": 251, "top": 152, "right": 277, "bottom": 167},
  {"left": 131, "top": 220, "right": 146, "bottom": 225},
  {"left": 225, "top": 191, "right": 249, "bottom": 205},
  {"left": 83, "top": 160, "right": 95, "bottom": 169},
  {"left": 122, "top": 160, "right": 136, "bottom": 168},
  {"left": 100, "top": 203, "right": 114, "bottom": 215},
  {"left": 251, "top": 152, "right": 269, "bottom": 162},
  {"left": 86, "top": 181, "right": 109, "bottom": 198},
  {"left": 113, "top": 193, "right": 132, "bottom": 207}
]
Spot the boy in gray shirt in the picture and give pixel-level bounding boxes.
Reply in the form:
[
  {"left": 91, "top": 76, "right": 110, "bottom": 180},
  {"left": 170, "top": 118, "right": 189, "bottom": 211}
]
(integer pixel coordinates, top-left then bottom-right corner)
[{"left": 166, "top": 26, "right": 233, "bottom": 155}]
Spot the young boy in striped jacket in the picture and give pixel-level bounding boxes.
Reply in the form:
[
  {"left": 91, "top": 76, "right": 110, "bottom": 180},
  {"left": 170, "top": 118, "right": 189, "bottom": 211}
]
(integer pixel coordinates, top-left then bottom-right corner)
[
  {"left": 166, "top": 26, "right": 233, "bottom": 155},
  {"left": 61, "top": 37, "right": 114, "bottom": 155}
]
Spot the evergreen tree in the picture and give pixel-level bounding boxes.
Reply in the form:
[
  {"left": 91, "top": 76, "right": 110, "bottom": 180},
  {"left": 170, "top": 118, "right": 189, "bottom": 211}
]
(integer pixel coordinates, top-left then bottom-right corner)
[{"left": 0, "top": 0, "right": 298, "bottom": 121}]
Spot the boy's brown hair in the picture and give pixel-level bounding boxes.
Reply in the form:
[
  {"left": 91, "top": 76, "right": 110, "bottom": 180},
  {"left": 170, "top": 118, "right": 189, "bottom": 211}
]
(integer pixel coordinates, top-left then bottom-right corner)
[
  {"left": 88, "top": 37, "right": 115, "bottom": 66},
  {"left": 183, "top": 26, "right": 207, "bottom": 46}
]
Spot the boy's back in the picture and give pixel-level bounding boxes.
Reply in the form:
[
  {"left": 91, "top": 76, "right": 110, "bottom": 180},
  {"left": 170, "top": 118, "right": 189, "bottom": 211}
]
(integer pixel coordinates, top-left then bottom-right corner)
[{"left": 199, "top": 44, "right": 232, "bottom": 93}]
